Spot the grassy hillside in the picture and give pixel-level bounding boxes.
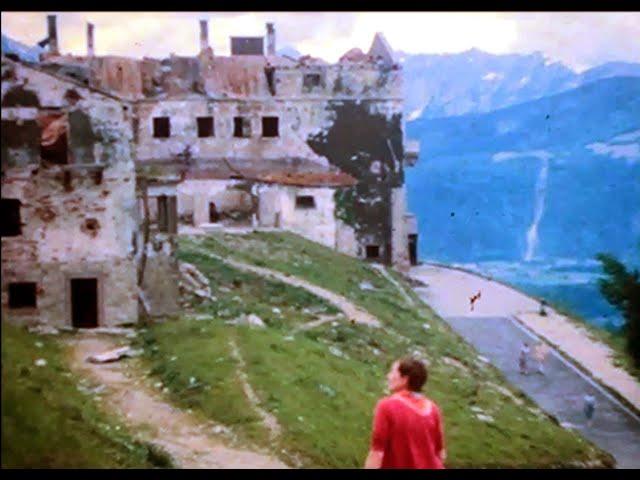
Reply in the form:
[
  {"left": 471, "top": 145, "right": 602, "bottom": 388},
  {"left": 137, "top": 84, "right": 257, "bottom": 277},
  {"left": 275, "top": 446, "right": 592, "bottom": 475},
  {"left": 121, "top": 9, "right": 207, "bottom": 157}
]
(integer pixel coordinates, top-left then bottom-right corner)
[
  {"left": 1, "top": 323, "right": 171, "bottom": 468},
  {"left": 136, "top": 231, "right": 613, "bottom": 468}
]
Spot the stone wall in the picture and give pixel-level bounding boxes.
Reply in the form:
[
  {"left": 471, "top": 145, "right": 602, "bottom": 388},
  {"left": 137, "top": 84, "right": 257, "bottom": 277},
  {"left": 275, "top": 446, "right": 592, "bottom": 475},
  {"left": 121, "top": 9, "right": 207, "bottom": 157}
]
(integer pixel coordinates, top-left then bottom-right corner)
[{"left": 1, "top": 58, "right": 139, "bottom": 327}]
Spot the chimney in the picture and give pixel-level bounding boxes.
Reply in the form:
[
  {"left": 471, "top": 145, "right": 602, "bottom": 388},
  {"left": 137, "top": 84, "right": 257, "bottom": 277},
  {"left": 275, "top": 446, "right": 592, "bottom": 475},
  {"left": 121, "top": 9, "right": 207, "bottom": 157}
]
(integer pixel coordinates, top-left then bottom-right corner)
[
  {"left": 266, "top": 22, "right": 275, "bottom": 56},
  {"left": 87, "top": 22, "right": 95, "bottom": 57},
  {"left": 199, "top": 19, "right": 209, "bottom": 51},
  {"left": 47, "top": 14, "right": 59, "bottom": 55}
]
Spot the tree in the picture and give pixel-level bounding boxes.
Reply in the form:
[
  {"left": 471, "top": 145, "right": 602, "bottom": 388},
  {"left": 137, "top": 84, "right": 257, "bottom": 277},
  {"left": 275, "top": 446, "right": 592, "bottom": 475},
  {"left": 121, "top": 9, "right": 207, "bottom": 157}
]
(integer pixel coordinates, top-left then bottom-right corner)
[{"left": 596, "top": 252, "right": 640, "bottom": 368}]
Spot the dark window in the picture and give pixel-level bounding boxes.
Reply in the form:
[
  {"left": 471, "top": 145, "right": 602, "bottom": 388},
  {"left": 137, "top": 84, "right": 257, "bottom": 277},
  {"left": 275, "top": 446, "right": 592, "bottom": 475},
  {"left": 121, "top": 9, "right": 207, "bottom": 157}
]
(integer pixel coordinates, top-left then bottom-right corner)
[
  {"left": 303, "top": 73, "right": 322, "bottom": 92},
  {"left": 262, "top": 117, "right": 279, "bottom": 137},
  {"left": 157, "top": 195, "right": 177, "bottom": 234},
  {"left": 233, "top": 117, "right": 251, "bottom": 138},
  {"left": 197, "top": 117, "right": 214, "bottom": 137},
  {"left": 153, "top": 117, "right": 170, "bottom": 138},
  {"left": 8, "top": 282, "right": 37, "bottom": 309},
  {"left": 366, "top": 245, "right": 380, "bottom": 259},
  {"left": 295, "top": 195, "right": 316, "bottom": 209},
  {"left": 1, "top": 199, "right": 22, "bottom": 237}
]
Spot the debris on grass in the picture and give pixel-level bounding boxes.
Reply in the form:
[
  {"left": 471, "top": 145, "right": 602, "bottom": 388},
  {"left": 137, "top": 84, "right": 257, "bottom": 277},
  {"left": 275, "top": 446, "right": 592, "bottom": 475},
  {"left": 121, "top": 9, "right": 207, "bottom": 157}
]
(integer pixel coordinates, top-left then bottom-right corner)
[
  {"left": 87, "top": 347, "right": 143, "bottom": 364},
  {"left": 359, "top": 281, "right": 376, "bottom": 291},
  {"left": 476, "top": 413, "right": 495, "bottom": 423},
  {"left": 28, "top": 325, "right": 60, "bottom": 335},
  {"left": 318, "top": 384, "right": 337, "bottom": 397},
  {"left": 34, "top": 358, "right": 47, "bottom": 367},
  {"left": 329, "top": 345, "right": 347, "bottom": 358},
  {"left": 226, "top": 314, "right": 266, "bottom": 328}
]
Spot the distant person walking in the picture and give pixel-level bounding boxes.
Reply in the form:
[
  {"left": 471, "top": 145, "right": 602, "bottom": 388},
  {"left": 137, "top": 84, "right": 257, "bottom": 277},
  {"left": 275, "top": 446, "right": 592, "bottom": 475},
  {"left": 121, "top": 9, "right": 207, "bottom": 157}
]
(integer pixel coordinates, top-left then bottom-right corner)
[
  {"left": 533, "top": 342, "right": 550, "bottom": 375},
  {"left": 469, "top": 290, "right": 481, "bottom": 312},
  {"left": 519, "top": 342, "right": 530, "bottom": 375},
  {"left": 364, "top": 358, "right": 445, "bottom": 469},
  {"left": 583, "top": 394, "right": 596, "bottom": 428}
]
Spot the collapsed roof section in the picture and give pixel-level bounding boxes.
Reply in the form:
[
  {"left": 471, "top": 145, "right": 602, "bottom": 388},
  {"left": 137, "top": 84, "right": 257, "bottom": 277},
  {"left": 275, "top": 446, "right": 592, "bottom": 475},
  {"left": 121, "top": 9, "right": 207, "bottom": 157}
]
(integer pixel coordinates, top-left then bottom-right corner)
[
  {"left": 141, "top": 134, "right": 356, "bottom": 188},
  {"left": 5, "top": 16, "right": 400, "bottom": 101}
]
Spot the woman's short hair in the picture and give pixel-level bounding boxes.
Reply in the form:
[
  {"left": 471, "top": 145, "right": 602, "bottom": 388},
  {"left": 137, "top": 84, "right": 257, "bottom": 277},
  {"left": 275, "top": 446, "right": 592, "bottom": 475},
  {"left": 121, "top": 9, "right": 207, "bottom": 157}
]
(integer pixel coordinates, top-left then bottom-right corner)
[{"left": 397, "top": 357, "right": 428, "bottom": 392}]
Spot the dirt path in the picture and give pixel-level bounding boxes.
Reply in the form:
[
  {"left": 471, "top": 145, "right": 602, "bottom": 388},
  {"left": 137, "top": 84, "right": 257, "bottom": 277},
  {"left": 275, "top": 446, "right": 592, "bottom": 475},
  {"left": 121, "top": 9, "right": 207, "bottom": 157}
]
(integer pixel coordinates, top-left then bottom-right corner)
[
  {"left": 410, "top": 263, "right": 640, "bottom": 411},
  {"left": 370, "top": 264, "right": 415, "bottom": 307},
  {"left": 191, "top": 247, "right": 381, "bottom": 328},
  {"left": 66, "top": 335, "right": 288, "bottom": 469},
  {"left": 228, "top": 339, "right": 282, "bottom": 440}
]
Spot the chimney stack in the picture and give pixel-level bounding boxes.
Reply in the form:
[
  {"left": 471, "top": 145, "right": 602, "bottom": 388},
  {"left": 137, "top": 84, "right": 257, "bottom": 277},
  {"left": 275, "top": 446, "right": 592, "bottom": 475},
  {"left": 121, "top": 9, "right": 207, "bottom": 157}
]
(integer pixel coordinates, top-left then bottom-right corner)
[
  {"left": 47, "top": 15, "right": 59, "bottom": 55},
  {"left": 266, "top": 22, "right": 275, "bottom": 56},
  {"left": 200, "top": 19, "right": 209, "bottom": 51},
  {"left": 87, "top": 23, "right": 95, "bottom": 57}
]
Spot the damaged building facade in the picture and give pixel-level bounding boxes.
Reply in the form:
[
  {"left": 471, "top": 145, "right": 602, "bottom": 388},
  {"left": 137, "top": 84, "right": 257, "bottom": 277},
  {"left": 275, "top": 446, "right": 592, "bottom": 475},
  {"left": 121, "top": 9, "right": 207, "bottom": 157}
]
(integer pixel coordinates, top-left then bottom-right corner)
[
  {"left": 1, "top": 15, "right": 419, "bottom": 328},
  {"left": 1, "top": 55, "right": 179, "bottom": 328}
]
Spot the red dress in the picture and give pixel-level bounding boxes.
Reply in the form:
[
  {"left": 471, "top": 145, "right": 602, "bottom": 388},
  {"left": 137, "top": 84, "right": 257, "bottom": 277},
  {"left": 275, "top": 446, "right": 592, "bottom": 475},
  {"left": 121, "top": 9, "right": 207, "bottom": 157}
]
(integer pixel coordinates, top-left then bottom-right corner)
[{"left": 370, "top": 390, "right": 445, "bottom": 469}]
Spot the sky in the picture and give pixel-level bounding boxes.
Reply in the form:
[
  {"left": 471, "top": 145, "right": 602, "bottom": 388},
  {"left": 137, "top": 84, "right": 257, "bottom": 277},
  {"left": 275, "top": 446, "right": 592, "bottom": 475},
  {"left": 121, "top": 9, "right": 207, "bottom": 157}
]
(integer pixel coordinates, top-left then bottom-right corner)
[{"left": 2, "top": 12, "right": 639, "bottom": 72}]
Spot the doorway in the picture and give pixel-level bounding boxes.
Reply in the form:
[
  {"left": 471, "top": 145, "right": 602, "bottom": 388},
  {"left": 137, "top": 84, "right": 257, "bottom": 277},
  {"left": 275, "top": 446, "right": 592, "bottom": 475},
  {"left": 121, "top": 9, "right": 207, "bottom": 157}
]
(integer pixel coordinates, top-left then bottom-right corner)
[
  {"left": 209, "top": 202, "right": 220, "bottom": 223},
  {"left": 408, "top": 234, "right": 418, "bottom": 266},
  {"left": 71, "top": 278, "right": 98, "bottom": 328}
]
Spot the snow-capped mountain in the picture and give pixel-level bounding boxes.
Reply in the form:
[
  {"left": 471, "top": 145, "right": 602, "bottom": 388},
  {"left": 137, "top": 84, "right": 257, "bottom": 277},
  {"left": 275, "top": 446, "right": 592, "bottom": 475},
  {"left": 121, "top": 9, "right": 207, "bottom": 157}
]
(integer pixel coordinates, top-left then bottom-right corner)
[{"left": 400, "top": 49, "right": 640, "bottom": 120}]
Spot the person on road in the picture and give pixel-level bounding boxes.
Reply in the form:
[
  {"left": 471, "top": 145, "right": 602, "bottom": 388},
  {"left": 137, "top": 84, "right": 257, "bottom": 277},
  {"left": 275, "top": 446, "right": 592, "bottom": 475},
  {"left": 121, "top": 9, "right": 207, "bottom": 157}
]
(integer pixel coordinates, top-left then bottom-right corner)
[
  {"left": 583, "top": 394, "right": 596, "bottom": 428},
  {"left": 533, "top": 342, "right": 550, "bottom": 375},
  {"left": 519, "top": 342, "right": 530, "bottom": 375},
  {"left": 469, "top": 290, "right": 481, "bottom": 311},
  {"left": 364, "top": 357, "right": 446, "bottom": 469}
]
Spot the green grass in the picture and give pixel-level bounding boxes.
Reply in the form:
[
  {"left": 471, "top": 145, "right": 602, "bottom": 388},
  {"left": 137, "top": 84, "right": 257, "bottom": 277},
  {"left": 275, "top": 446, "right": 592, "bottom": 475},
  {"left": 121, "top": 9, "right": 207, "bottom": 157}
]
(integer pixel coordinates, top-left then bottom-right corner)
[
  {"left": 1, "top": 322, "right": 173, "bottom": 469},
  {"left": 134, "top": 232, "right": 614, "bottom": 468}
]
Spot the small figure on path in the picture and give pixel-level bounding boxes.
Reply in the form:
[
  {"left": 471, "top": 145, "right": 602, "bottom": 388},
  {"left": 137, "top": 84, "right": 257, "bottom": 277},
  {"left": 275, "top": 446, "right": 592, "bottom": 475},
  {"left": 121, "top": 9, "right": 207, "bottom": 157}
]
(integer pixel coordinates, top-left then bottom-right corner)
[
  {"left": 539, "top": 300, "right": 548, "bottom": 316},
  {"left": 519, "top": 342, "right": 530, "bottom": 375},
  {"left": 532, "top": 342, "right": 550, "bottom": 375},
  {"left": 583, "top": 394, "right": 596, "bottom": 428},
  {"left": 469, "top": 290, "right": 481, "bottom": 311},
  {"left": 364, "top": 357, "right": 445, "bottom": 469}
]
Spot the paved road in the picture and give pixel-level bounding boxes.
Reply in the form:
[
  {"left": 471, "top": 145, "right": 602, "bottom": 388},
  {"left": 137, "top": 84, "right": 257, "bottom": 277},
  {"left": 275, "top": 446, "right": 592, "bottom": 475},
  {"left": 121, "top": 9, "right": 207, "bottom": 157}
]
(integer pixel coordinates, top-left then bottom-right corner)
[
  {"left": 409, "top": 264, "right": 640, "bottom": 408},
  {"left": 443, "top": 315, "right": 640, "bottom": 468}
]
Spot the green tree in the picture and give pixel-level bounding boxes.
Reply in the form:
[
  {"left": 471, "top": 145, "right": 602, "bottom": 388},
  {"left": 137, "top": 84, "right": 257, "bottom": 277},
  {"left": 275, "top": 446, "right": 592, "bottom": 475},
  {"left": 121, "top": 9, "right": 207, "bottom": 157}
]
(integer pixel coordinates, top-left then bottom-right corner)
[{"left": 596, "top": 253, "right": 640, "bottom": 368}]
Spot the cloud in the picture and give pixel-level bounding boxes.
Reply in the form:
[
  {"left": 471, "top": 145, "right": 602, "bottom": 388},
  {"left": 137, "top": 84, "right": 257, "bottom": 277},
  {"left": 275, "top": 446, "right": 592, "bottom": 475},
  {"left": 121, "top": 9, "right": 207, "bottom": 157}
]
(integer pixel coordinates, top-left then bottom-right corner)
[
  {"left": 505, "top": 12, "right": 640, "bottom": 71},
  {"left": 0, "top": 11, "right": 359, "bottom": 60},
  {"left": 2, "top": 11, "right": 639, "bottom": 69}
]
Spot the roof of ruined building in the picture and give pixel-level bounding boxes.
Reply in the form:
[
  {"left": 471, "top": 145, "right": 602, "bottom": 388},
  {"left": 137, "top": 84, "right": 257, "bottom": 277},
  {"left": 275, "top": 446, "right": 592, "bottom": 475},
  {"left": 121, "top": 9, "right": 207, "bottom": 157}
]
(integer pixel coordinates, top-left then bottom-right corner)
[
  {"left": 143, "top": 147, "right": 357, "bottom": 187},
  {"left": 183, "top": 165, "right": 356, "bottom": 187},
  {"left": 1, "top": 55, "right": 131, "bottom": 103},
  {"left": 6, "top": 30, "right": 397, "bottom": 101}
]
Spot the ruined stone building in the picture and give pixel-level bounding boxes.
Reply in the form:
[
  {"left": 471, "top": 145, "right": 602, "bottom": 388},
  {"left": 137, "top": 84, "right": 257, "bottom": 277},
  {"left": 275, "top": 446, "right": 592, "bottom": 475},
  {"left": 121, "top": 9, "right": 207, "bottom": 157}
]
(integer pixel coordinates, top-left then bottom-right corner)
[
  {"left": 1, "top": 15, "right": 419, "bottom": 328},
  {"left": 1, "top": 50, "right": 179, "bottom": 329}
]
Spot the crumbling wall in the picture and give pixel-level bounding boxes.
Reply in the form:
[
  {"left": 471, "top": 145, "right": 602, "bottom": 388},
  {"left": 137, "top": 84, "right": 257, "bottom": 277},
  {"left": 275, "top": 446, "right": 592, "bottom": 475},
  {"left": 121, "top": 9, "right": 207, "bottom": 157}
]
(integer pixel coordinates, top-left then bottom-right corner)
[
  {"left": 306, "top": 100, "right": 405, "bottom": 264},
  {"left": 89, "top": 56, "right": 143, "bottom": 100},
  {"left": 257, "top": 184, "right": 337, "bottom": 248},
  {"left": 139, "top": 234, "right": 179, "bottom": 317},
  {"left": 1, "top": 58, "right": 139, "bottom": 327},
  {"left": 177, "top": 179, "right": 255, "bottom": 226},
  {"left": 391, "top": 186, "right": 410, "bottom": 269}
]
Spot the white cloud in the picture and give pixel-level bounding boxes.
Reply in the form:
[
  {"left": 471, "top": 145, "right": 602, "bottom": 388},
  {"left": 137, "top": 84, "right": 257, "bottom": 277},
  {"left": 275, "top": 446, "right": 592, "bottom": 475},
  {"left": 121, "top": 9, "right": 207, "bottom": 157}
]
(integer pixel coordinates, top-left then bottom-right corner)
[
  {"left": 492, "top": 150, "right": 554, "bottom": 162},
  {"left": 587, "top": 142, "right": 640, "bottom": 164},
  {"left": 483, "top": 72, "right": 503, "bottom": 81}
]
